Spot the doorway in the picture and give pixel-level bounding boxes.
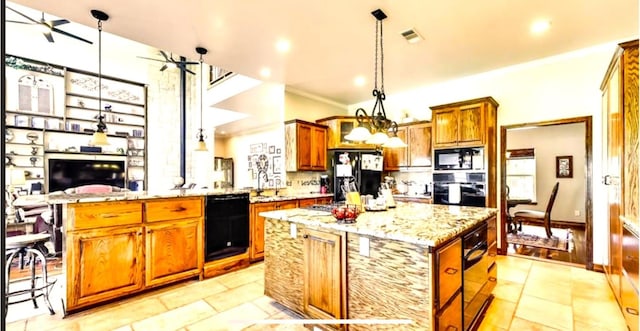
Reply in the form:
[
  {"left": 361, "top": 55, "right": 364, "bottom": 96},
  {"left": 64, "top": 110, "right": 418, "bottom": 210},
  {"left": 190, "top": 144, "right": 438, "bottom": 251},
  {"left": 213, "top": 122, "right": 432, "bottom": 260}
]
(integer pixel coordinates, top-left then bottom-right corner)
[{"left": 499, "top": 116, "right": 593, "bottom": 269}]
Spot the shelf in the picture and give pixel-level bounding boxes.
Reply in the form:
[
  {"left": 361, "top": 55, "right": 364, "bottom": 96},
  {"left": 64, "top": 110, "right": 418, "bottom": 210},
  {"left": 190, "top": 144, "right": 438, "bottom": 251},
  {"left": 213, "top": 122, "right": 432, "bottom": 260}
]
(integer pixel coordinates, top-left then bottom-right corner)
[
  {"left": 6, "top": 125, "right": 45, "bottom": 131},
  {"left": 42, "top": 128, "right": 131, "bottom": 138},
  {"left": 65, "top": 105, "right": 146, "bottom": 118},
  {"left": 6, "top": 153, "right": 43, "bottom": 157},
  {"left": 6, "top": 110, "right": 64, "bottom": 120},
  {"left": 66, "top": 92, "right": 145, "bottom": 107},
  {"left": 64, "top": 116, "right": 145, "bottom": 127},
  {"left": 5, "top": 142, "right": 44, "bottom": 147},
  {"left": 44, "top": 150, "right": 127, "bottom": 157}
]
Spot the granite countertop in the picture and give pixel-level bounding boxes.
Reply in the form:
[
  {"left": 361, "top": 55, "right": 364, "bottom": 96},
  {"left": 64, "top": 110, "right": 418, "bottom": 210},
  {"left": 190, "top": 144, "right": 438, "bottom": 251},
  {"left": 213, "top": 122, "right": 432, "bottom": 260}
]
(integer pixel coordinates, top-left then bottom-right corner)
[
  {"left": 260, "top": 202, "right": 497, "bottom": 248},
  {"left": 250, "top": 193, "right": 333, "bottom": 203}
]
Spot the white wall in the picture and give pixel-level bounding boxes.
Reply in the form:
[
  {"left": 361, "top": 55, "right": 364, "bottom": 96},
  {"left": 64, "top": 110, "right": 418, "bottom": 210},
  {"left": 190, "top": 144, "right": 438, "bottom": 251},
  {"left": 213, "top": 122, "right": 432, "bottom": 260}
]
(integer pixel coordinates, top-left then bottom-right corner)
[
  {"left": 350, "top": 42, "right": 622, "bottom": 264},
  {"left": 284, "top": 90, "right": 348, "bottom": 121},
  {"left": 508, "top": 123, "right": 586, "bottom": 222}
]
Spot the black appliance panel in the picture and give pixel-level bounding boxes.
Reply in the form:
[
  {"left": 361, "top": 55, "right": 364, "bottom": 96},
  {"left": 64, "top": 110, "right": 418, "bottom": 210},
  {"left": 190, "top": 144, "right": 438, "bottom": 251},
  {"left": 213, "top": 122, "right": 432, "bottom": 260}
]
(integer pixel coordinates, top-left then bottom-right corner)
[
  {"left": 433, "top": 172, "right": 486, "bottom": 207},
  {"left": 329, "top": 150, "right": 382, "bottom": 202},
  {"left": 463, "top": 223, "right": 489, "bottom": 330},
  {"left": 434, "top": 148, "right": 483, "bottom": 170},
  {"left": 204, "top": 193, "right": 250, "bottom": 261}
]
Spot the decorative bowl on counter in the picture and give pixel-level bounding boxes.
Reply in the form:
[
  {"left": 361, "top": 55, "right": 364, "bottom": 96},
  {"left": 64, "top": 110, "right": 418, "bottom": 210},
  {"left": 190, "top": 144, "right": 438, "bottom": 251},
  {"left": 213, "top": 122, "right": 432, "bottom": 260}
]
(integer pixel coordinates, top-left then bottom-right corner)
[{"left": 331, "top": 204, "right": 360, "bottom": 224}]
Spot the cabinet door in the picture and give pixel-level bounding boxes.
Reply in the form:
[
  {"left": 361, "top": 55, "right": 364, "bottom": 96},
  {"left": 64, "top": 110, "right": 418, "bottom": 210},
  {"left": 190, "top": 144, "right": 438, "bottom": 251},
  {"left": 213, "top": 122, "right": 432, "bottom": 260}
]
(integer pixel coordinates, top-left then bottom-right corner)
[
  {"left": 303, "top": 228, "right": 344, "bottom": 320},
  {"left": 250, "top": 202, "right": 276, "bottom": 261},
  {"left": 383, "top": 127, "right": 407, "bottom": 170},
  {"left": 67, "top": 226, "right": 144, "bottom": 310},
  {"left": 145, "top": 218, "right": 202, "bottom": 287},
  {"left": 436, "top": 237, "right": 462, "bottom": 310},
  {"left": 458, "top": 103, "right": 485, "bottom": 146},
  {"left": 297, "top": 123, "right": 313, "bottom": 170},
  {"left": 311, "top": 125, "right": 327, "bottom": 170},
  {"left": 486, "top": 216, "right": 497, "bottom": 269},
  {"left": 316, "top": 197, "right": 333, "bottom": 205},
  {"left": 436, "top": 291, "right": 463, "bottom": 331},
  {"left": 408, "top": 123, "right": 432, "bottom": 166},
  {"left": 298, "top": 198, "right": 316, "bottom": 208},
  {"left": 433, "top": 108, "right": 458, "bottom": 147}
]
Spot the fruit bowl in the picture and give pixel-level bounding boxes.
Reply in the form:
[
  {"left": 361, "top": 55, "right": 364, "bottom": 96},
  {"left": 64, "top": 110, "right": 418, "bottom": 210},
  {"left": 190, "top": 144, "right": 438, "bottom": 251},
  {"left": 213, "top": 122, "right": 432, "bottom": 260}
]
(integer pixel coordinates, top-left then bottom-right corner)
[{"left": 331, "top": 204, "right": 360, "bottom": 224}]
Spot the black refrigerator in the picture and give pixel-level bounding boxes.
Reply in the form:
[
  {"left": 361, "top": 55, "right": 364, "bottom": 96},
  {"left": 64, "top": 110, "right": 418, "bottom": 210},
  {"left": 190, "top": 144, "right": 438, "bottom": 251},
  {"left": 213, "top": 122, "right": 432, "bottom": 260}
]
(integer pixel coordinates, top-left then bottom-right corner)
[{"left": 328, "top": 150, "right": 383, "bottom": 202}]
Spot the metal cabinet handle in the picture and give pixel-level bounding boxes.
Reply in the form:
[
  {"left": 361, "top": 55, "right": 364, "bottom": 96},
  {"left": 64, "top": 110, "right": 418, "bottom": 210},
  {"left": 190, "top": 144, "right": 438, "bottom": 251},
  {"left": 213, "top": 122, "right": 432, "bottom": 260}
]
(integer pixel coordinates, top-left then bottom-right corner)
[
  {"left": 488, "top": 276, "right": 497, "bottom": 282},
  {"left": 303, "top": 234, "right": 309, "bottom": 238},
  {"left": 444, "top": 267, "right": 458, "bottom": 275},
  {"left": 101, "top": 213, "right": 118, "bottom": 218},
  {"left": 147, "top": 230, "right": 152, "bottom": 234},
  {"left": 626, "top": 307, "right": 639, "bottom": 316},
  {"left": 171, "top": 206, "right": 187, "bottom": 212},
  {"left": 445, "top": 326, "right": 458, "bottom": 331},
  {"left": 604, "top": 175, "right": 612, "bottom": 185}
]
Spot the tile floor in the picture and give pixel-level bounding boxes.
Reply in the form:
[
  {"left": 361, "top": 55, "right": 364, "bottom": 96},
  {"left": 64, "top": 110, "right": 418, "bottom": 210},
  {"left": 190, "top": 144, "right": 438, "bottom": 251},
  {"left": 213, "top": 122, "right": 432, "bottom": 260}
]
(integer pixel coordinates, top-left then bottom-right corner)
[{"left": 5, "top": 255, "right": 627, "bottom": 331}]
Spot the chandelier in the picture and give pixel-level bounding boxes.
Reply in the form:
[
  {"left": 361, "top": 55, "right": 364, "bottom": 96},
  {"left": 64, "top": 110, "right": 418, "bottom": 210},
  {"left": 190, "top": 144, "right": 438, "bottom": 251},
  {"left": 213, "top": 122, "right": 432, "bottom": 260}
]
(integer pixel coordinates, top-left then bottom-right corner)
[{"left": 345, "top": 9, "right": 406, "bottom": 148}]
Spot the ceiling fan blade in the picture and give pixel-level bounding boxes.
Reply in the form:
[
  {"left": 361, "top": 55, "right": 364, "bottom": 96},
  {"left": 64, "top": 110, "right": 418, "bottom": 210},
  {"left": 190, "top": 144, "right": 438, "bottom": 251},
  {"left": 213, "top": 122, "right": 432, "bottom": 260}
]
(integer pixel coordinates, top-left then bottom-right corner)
[
  {"left": 159, "top": 50, "right": 170, "bottom": 62},
  {"left": 50, "top": 19, "right": 69, "bottom": 27},
  {"left": 6, "top": 6, "right": 40, "bottom": 24},
  {"left": 52, "top": 27, "right": 93, "bottom": 44},
  {"left": 160, "top": 64, "right": 168, "bottom": 72},
  {"left": 137, "top": 56, "right": 165, "bottom": 62},
  {"left": 6, "top": 20, "right": 34, "bottom": 25},
  {"left": 43, "top": 31, "right": 54, "bottom": 43}
]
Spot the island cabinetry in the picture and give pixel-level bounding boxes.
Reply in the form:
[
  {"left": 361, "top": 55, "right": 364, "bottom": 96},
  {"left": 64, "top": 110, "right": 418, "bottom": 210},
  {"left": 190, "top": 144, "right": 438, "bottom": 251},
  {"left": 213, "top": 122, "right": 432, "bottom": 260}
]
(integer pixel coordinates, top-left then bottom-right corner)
[
  {"left": 65, "top": 200, "right": 145, "bottom": 311},
  {"left": 316, "top": 116, "right": 377, "bottom": 150},
  {"left": 250, "top": 200, "right": 298, "bottom": 261},
  {"left": 430, "top": 97, "right": 498, "bottom": 149},
  {"left": 435, "top": 238, "right": 463, "bottom": 331},
  {"left": 144, "top": 197, "right": 203, "bottom": 287},
  {"left": 303, "top": 228, "right": 347, "bottom": 328},
  {"left": 285, "top": 119, "right": 328, "bottom": 171}
]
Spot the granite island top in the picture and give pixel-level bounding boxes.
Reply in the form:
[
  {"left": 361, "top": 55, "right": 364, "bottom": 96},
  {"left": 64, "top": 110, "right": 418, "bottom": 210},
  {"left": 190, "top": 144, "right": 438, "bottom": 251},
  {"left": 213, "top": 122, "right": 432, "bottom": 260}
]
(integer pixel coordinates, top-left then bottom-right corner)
[
  {"left": 18, "top": 189, "right": 332, "bottom": 204},
  {"left": 260, "top": 202, "right": 497, "bottom": 248}
]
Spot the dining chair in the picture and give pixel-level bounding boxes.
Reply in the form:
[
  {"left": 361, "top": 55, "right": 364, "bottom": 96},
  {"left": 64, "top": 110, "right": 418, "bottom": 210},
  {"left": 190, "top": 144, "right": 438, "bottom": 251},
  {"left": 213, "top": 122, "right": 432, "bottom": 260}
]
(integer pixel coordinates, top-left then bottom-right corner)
[{"left": 512, "top": 182, "right": 560, "bottom": 238}]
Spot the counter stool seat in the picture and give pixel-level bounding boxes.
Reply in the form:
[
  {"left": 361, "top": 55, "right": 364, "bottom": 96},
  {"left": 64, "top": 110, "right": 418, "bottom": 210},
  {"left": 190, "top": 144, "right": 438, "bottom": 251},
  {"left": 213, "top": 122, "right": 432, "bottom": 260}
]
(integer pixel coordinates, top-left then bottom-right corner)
[{"left": 5, "top": 233, "right": 56, "bottom": 318}]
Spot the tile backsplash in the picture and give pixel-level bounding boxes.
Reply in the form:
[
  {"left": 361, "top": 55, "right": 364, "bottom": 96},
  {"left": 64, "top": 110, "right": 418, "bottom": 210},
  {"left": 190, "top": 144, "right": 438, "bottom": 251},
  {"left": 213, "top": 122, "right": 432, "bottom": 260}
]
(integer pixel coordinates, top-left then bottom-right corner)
[
  {"left": 286, "top": 171, "right": 325, "bottom": 194},
  {"left": 388, "top": 170, "right": 433, "bottom": 195}
]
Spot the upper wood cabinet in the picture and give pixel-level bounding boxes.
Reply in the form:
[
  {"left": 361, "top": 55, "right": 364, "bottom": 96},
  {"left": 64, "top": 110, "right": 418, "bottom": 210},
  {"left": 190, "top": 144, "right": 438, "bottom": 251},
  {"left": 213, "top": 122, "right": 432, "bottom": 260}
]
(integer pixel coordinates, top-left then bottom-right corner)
[
  {"left": 285, "top": 119, "right": 327, "bottom": 171},
  {"left": 383, "top": 121, "right": 432, "bottom": 170},
  {"left": 430, "top": 97, "right": 498, "bottom": 149},
  {"left": 316, "top": 116, "right": 377, "bottom": 150}
]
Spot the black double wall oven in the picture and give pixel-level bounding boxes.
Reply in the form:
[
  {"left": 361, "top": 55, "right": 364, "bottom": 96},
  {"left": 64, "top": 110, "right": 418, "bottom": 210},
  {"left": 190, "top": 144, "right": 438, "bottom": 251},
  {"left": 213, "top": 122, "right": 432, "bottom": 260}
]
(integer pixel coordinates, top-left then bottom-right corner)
[{"left": 433, "top": 172, "right": 486, "bottom": 207}]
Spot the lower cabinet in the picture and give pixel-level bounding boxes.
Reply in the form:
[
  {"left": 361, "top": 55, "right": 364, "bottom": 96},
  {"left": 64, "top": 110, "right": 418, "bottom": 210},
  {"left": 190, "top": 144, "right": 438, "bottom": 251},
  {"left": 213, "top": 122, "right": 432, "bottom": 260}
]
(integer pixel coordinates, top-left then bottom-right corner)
[
  {"left": 302, "top": 228, "right": 346, "bottom": 329},
  {"left": 67, "top": 225, "right": 144, "bottom": 310},
  {"left": 437, "top": 291, "right": 463, "bottom": 331},
  {"left": 145, "top": 218, "right": 202, "bottom": 287},
  {"left": 435, "top": 237, "right": 462, "bottom": 311},
  {"left": 251, "top": 200, "right": 298, "bottom": 261}
]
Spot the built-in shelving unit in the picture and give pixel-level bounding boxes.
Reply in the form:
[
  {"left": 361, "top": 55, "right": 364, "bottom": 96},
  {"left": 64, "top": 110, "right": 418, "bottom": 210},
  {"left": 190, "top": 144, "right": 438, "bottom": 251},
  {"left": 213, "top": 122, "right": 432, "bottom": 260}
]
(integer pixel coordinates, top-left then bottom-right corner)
[{"left": 4, "top": 54, "right": 148, "bottom": 192}]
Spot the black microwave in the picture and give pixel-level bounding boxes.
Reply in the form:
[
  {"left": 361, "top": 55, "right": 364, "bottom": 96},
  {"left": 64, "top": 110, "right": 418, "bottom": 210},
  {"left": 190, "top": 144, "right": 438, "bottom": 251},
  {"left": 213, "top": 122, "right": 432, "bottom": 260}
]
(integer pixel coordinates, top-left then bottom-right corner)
[{"left": 434, "top": 148, "right": 483, "bottom": 170}]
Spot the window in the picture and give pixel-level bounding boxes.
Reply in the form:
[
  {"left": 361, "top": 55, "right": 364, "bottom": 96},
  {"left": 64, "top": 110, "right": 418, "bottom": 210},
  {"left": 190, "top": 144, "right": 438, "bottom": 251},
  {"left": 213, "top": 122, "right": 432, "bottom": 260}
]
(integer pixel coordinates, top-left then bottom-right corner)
[{"left": 506, "top": 148, "right": 536, "bottom": 202}]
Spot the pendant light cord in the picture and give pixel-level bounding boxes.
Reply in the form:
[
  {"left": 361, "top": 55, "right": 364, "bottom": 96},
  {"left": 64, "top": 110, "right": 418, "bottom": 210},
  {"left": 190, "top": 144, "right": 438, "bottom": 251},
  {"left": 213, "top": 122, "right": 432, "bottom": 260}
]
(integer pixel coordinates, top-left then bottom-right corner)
[
  {"left": 98, "top": 19, "right": 103, "bottom": 126},
  {"left": 200, "top": 55, "right": 203, "bottom": 134}
]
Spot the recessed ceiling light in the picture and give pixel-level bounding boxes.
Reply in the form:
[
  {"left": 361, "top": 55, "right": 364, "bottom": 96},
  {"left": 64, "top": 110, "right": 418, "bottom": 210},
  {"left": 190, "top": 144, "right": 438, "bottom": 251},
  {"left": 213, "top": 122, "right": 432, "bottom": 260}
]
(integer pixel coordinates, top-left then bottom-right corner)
[
  {"left": 354, "top": 76, "right": 366, "bottom": 87},
  {"left": 260, "top": 67, "right": 271, "bottom": 78},
  {"left": 530, "top": 19, "right": 551, "bottom": 34},
  {"left": 275, "top": 39, "right": 291, "bottom": 53}
]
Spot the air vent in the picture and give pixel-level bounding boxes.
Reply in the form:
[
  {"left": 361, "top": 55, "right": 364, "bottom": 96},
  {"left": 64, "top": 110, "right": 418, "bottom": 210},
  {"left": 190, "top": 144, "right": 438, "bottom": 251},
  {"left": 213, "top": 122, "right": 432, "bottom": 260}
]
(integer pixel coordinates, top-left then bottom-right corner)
[{"left": 400, "top": 28, "right": 423, "bottom": 44}]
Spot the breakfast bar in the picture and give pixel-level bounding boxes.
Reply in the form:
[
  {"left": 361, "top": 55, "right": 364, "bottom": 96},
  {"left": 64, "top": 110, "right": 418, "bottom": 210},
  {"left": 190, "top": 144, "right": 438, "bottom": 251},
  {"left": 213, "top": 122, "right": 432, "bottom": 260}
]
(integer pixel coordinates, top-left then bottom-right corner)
[{"left": 260, "top": 202, "right": 498, "bottom": 331}]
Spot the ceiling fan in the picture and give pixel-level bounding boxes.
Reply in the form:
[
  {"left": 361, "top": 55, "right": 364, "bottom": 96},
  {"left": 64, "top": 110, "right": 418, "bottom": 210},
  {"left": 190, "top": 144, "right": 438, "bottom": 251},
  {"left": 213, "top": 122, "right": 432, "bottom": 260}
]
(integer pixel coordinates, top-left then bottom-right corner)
[
  {"left": 6, "top": 6, "right": 92, "bottom": 44},
  {"left": 137, "top": 50, "right": 199, "bottom": 75}
]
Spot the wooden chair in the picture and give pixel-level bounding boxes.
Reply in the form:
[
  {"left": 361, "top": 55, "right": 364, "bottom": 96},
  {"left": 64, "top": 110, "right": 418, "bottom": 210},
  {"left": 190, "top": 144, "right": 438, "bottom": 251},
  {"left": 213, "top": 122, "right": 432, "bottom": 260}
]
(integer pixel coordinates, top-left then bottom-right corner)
[{"left": 512, "top": 182, "right": 560, "bottom": 238}]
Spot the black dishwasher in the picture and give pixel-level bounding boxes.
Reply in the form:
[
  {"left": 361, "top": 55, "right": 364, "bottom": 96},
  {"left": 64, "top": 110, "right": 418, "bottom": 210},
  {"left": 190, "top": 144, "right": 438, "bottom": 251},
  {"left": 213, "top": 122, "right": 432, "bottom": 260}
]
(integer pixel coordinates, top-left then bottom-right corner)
[{"left": 205, "top": 193, "right": 250, "bottom": 261}]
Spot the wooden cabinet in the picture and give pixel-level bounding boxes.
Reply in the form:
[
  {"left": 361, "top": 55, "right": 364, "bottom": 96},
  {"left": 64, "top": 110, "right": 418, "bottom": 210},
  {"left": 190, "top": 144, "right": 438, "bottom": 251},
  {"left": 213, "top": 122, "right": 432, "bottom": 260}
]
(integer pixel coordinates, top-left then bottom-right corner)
[
  {"left": 435, "top": 237, "right": 462, "bottom": 310},
  {"left": 250, "top": 200, "right": 298, "bottom": 261},
  {"left": 145, "top": 218, "right": 202, "bottom": 287},
  {"left": 67, "top": 225, "right": 144, "bottom": 310},
  {"left": 316, "top": 116, "right": 377, "bottom": 150},
  {"left": 437, "top": 291, "right": 463, "bottom": 331},
  {"left": 383, "top": 122, "right": 432, "bottom": 170},
  {"left": 285, "top": 119, "right": 327, "bottom": 171},
  {"left": 298, "top": 196, "right": 333, "bottom": 208},
  {"left": 302, "top": 228, "right": 346, "bottom": 327},
  {"left": 601, "top": 39, "right": 639, "bottom": 331},
  {"left": 430, "top": 97, "right": 497, "bottom": 149}
]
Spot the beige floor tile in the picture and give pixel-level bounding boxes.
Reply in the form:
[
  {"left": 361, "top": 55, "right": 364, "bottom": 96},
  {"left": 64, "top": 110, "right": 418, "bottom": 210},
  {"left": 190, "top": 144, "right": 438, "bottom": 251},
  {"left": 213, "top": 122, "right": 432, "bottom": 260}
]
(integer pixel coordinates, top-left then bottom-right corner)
[
  {"left": 522, "top": 275, "right": 572, "bottom": 306},
  {"left": 113, "top": 325, "right": 133, "bottom": 331},
  {"left": 527, "top": 263, "right": 573, "bottom": 286},
  {"left": 477, "top": 323, "right": 507, "bottom": 331},
  {"left": 6, "top": 320, "right": 27, "bottom": 331},
  {"left": 252, "top": 295, "right": 287, "bottom": 316},
  {"left": 158, "top": 278, "right": 228, "bottom": 310},
  {"left": 214, "top": 265, "right": 265, "bottom": 289},
  {"left": 572, "top": 296, "right": 627, "bottom": 331},
  {"left": 515, "top": 295, "right": 573, "bottom": 331},
  {"left": 187, "top": 301, "right": 269, "bottom": 331},
  {"left": 497, "top": 255, "right": 533, "bottom": 272},
  {"left": 492, "top": 279, "right": 524, "bottom": 303},
  {"left": 498, "top": 265, "right": 529, "bottom": 284},
  {"left": 508, "top": 317, "right": 562, "bottom": 330},
  {"left": 131, "top": 300, "right": 216, "bottom": 331},
  {"left": 205, "top": 282, "right": 265, "bottom": 313},
  {"left": 72, "top": 297, "right": 169, "bottom": 330},
  {"left": 479, "top": 297, "right": 516, "bottom": 330}
]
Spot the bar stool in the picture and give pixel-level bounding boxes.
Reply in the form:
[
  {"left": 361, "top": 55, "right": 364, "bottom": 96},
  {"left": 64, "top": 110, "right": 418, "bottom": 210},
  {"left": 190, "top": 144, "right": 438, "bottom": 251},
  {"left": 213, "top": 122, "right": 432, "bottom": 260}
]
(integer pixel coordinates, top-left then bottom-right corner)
[{"left": 4, "top": 233, "right": 56, "bottom": 318}]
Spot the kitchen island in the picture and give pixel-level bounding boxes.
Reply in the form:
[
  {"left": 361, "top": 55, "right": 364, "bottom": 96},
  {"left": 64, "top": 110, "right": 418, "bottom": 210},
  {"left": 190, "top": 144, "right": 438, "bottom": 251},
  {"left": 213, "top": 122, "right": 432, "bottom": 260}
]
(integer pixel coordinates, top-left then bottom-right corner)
[{"left": 260, "top": 202, "right": 498, "bottom": 331}]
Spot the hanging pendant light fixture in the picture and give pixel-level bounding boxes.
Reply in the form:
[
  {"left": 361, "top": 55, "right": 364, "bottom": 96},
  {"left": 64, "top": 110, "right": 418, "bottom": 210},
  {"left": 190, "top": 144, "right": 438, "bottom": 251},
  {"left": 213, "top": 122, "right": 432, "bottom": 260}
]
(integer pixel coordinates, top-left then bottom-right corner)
[
  {"left": 345, "top": 9, "right": 406, "bottom": 148},
  {"left": 194, "top": 47, "right": 208, "bottom": 151},
  {"left": 90, "top": 9, "right": 109, "bottom": 146}
]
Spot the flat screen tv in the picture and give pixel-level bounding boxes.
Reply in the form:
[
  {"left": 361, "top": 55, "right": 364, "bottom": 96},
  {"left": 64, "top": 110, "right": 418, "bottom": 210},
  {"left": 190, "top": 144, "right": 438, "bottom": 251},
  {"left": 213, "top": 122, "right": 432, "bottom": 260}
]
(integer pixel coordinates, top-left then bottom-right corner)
[{"left": 47, "top": 158, "right": 126, "bottom": 193}]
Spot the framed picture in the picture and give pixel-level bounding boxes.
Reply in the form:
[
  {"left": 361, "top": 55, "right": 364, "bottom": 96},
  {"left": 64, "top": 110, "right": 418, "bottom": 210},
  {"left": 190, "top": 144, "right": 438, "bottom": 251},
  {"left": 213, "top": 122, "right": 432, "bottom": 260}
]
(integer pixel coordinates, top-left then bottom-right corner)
[
  {"left": 556, "top": 155, "right": 573, "bottom": 178},
  {"left": 269, "top": 145, "right": 275, "bottom": 154}
]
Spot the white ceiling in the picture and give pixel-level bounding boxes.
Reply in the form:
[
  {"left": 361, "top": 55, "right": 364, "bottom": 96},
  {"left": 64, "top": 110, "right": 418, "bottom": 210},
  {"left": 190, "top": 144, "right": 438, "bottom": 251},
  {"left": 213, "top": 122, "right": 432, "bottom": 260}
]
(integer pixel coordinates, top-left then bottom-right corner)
[{"left": 5, "top": 0, "right": 639, "bottom": 133}]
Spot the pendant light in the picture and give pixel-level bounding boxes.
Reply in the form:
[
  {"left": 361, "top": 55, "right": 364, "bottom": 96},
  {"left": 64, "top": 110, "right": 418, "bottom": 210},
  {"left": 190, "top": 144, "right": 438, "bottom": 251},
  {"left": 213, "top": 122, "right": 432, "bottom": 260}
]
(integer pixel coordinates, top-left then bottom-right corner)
[
  {"left": 194, "top": 47, "right": 208, "bottom": 151},
  {"left": 90, "top": 9, "right": 109, "bottom": 146},
  {"left": 345, "top": 9, "right": 405, "bottom": 148}
]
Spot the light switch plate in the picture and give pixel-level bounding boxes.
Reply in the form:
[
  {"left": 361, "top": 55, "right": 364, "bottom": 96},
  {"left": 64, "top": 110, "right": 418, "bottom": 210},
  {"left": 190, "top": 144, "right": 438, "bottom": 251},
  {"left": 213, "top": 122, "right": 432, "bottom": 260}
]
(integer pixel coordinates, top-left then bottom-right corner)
[
  {"left": 290, "top": 223, "right": 297, "bottom": 238},
  {"left": 359, "top": 236, "right": 370, "bottom": 257}
]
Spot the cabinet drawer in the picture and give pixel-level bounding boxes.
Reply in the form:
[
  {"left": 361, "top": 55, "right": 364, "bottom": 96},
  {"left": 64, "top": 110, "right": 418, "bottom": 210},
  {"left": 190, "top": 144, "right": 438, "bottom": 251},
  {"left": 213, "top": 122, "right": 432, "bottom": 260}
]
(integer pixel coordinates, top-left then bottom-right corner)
[
  {"left": 70, "top": 201, "right": 143, "bottom": 230},
  {"left": 437, "top": 290, "right": 463, "bottom": 331},
  {"left": 436, "top": 237, "right": 462, "bottom": 310},
  {"left": 146, "top": 198, "right": 202, "bottom": 222},
  {"left": 621, "top": 274, "right": 639, "bottom": 331}
]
